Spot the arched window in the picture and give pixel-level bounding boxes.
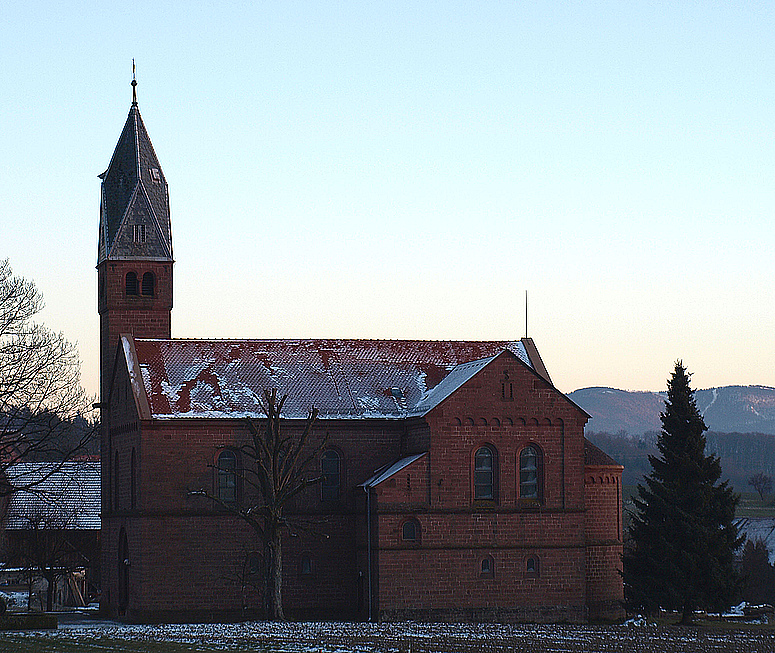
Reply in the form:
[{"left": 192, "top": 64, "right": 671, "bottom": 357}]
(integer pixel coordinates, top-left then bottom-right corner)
[
  {"left": 217, "top": 450, "right": 237, "bottom": 503},
  {"left": 321, "top": 450, "right": 341, "bottom": 501},
  {"left": 114, "top": 451, "right": 120, "bottom": 510},
  {"left": 474, "top": 445, "right": 497, "bottom": 500},
  {"left": 130, "top": 448, "right": 137, "bottom": 509},
  {"left": 519, "top": 445, "right": 542, "bottom": 501},
  {"left": 480, "top": 555, "right": 494, "bottom": 577},
  {"left": 402, "top": 518, "right": 420, "bottom": 543},
  {"left": 125, "top": 272, "right": 138, "bottom": 296},
  {"left": 300, "top": 553, "right": 313, "bottom": 576},
  {"left": 246, "top": 552, "right": 262, "bottom": 577},
  {"left": 525, "top": 555, "right": 540, "bottom": 577},
  {"left": 141, "top": 272, "right": 155, "bottom": 296}
]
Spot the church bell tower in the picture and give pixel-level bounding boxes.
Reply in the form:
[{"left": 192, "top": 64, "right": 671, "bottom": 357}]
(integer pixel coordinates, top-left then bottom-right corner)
[{"left": 97, "top": 75, "right": 173, "bottom": 403}]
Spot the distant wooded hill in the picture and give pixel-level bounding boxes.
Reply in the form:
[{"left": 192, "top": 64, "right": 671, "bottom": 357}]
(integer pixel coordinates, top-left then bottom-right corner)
[
  {"left": 570, "top": 385, "right": 775, "bottom": 490},
  {"left": 568, "top": 385, "right": 775, "bottom": 436}
]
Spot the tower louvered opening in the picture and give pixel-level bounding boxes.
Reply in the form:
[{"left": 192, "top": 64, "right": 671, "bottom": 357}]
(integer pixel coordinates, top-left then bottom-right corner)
[
  {"left": 126, "top": 272, "right": 139, "bottom": 295},
  {"left": 141, "top": 272, "right": 155, "bottom": 296}
]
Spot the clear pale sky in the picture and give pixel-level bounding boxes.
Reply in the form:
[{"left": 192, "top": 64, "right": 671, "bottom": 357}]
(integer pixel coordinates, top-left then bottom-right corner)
[{"left": 2, "top": 2, "right": 774, "bottom": 400}]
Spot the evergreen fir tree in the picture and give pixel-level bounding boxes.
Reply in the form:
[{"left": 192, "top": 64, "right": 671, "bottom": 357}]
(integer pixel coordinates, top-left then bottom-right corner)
[{"left": 623, "top": 361, "right": 742, "bottom": 624}]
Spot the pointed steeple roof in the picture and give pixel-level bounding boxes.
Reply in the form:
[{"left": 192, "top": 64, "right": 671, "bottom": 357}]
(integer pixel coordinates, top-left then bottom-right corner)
[{"left": 98, "top": 80, "right": 173, "bottom": 264}]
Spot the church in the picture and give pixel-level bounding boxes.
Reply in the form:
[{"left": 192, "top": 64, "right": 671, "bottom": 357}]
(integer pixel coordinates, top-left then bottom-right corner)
[{"left": 98, "top": 83, "right": 625, "bottom": 623}]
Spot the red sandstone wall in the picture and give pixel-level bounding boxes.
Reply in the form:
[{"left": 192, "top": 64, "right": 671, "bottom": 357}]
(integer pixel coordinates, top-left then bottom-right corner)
[
  {"left": 421, "top": 356, "right": 588, "bottom": 512},
  {"left": 377, "top": 547, "right": 586, "bottom": 614},
  {"left": 102, "top": 348, "right": 622, "bottom": 623},
  {"left": 369, "top": 353, "right": 593, "bottom": 622},
  {"left": 584, "top": 465, "right": 624, "bottom": 621},
  {"left": 98, "top": 259, "right": 172, "bottom": 402},
  {"left": 103, "top": 393, "right": 402, "bottom": 619},
  {"left": 102, "top": 357, "right": 142, "bottom": 617}
]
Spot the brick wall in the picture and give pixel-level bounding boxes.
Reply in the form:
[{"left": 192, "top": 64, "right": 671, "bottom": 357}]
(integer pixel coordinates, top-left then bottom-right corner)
[
  {"left": 98, "top": 259, "right": 172, "bottom": 402},
  {"left": 102, "top": 346, "right": 624, "bottom": 623},
  {"left": 584, "top": 465, "right": 625, "bottom": 621},
  {"left": 366, "top": 353, "right": 596, "bottom": 623}
]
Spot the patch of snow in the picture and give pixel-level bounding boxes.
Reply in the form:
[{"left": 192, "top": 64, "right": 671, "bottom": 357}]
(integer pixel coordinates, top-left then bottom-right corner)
[
  {"left": 700, "top": 388, "right": 718, "bottom": 417},
  {"left": 161, "top": 380, "right": 179, "bottom": 404}
]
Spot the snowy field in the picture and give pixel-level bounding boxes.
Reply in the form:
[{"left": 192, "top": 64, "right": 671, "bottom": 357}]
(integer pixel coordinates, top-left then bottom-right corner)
[{"left": 1, "top": 620, "right": 775, "bottom": 653}]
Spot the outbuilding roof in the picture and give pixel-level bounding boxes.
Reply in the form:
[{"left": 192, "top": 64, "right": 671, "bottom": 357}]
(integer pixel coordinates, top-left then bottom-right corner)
[
  {"left": 584, "top": 439, "right": 623, "bottom": 468},
  {"left": 3, "top": 462, "right": 101, "bottom": 530},
  {"left": 123, "top": 337, "right": 543, "bottom": 420}
]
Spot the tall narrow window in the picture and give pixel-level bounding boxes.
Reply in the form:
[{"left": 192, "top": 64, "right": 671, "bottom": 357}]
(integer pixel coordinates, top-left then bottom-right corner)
[
  {"left": 520, "top": 445, "right": 542, "bottom": 500},
  {"left": 114, "top": 451, "right": 120, "bottom": 511},
  {"left": 321, "top": 450, "right": 341, "bottom": 501},
  {"left": 125, "top": 272, "right": 139, "bottom": 296},
  {"left": 141, "top": 272, "right": 155, "bottom": 296},
  {"left": 133, "top": 224, "right": 147, "bottom": 243},
  {"left": 300, "top": 553, "right": 313, "bottom": 576},
  {"left": 474, "top": 445, "right": 496, "bottom": 500},
  {"left": 130, "top": 448, "right": 137, "bottom": 509},
  {"left": 217, "top": 450, "right": 237, "bottom": 503}
]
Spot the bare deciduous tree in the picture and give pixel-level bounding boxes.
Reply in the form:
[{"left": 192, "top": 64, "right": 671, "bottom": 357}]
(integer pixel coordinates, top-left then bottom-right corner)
[
  {"left": 191, "top": 388, "right": 326, "bottom": 620},
  {"left": 748, "top": 472, "right": 773, "bottom": 501},
  {"left": 0, "top": 259, "right": 96, "bottom": 495}
]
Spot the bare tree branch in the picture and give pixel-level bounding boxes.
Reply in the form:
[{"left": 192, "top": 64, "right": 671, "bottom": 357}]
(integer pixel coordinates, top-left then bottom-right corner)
[
  {"left": 193, "top": 388, "right": 327, "bottom": 620},
  {"left": 0, "top": 260, "right": 97, "bottom": 496}
]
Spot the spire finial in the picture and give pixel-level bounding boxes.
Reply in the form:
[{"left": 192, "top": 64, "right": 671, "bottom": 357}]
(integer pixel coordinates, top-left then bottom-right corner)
[{"left": 131, "top": 59, "right": 138, "bottom": 107}]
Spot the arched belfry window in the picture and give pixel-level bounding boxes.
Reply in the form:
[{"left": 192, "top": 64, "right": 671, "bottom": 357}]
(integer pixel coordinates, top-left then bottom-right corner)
[
  {"left": 520, "top": 445, "right": 543, "bottom": 501},
  {"left": 217, "top": 450, "right": 237, "bottom": 503},
  {"left": 125, "top": 272, "right": 138, "bottom": 296},
  {"left": 321, "top": 450, "right": 341, "bottom": 501},
  {"left": 474, "top": 445, "right": 497, "bottom": 500},
  {"left": 141, "top": 272, "right": 155, "bottom": 296}
]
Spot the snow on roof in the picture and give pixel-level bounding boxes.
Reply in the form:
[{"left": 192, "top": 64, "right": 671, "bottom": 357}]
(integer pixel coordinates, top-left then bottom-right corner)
[
  {"left": 408, "top": 355, "right": 498, "bottom": 417},
  {"left": 361, "top": 453, "right": 427, "bottom": 488},
  {"left": 3, "top": 462, "right": 101, "bottom": 530},
  {"left": 127, "top": 338, "right": 533, "bottom": 420}
]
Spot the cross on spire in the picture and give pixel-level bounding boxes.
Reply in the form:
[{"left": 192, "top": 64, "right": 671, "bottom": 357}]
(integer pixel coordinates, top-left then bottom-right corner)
[{"left": 131, "top": 59, "right": 138, "bottom": 107}]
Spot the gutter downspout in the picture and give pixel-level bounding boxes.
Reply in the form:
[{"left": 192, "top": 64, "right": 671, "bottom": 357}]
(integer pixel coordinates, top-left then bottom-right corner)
[{"left": 364, "top": 484, "right": 373, "bottom": 622}]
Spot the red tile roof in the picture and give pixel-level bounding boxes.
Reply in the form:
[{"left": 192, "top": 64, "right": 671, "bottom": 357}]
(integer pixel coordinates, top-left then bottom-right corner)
[
  {"left": 584, "top": 439, "right": 623, "bottom": 467},
  {"left": 126, "top": 338, "right": 534, "bottom": 420}
]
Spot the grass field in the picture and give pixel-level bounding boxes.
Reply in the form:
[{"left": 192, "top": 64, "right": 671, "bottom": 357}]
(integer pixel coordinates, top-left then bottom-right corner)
[
  {"left": 736, "top": 492, "right": 775, "bottom": 519},
  {"left": 623, "top": 486, "right": 775, "bottom": 519},
  {"left": 1, "top": 620, "right": 775, "bottom": 653}
]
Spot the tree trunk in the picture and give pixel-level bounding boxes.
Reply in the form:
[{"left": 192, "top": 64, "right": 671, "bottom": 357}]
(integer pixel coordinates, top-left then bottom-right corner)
[
  {"left": 264, "top": 523, "right": 284, "bottom": 620},
  {"left": 680, "top": 601, "right": 694, "bottom": 625},
  {"left": 44, "top": 572, "right": 55, "bottom": 612}
]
